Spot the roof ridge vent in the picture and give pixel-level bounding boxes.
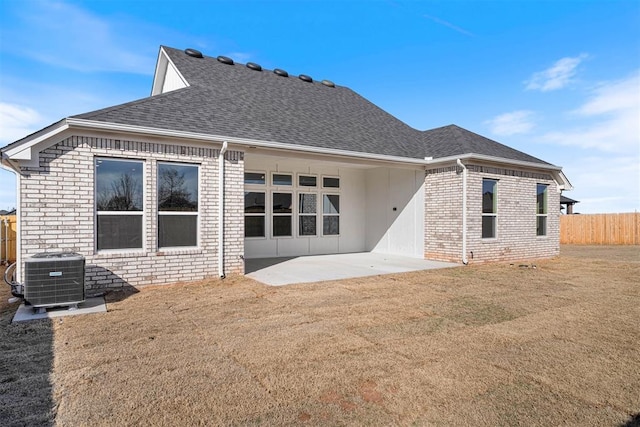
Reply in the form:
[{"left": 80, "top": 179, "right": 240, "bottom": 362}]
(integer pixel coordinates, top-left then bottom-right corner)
[
  {"left": 184, "top": 48, "right": 203, "bottom": 58},
  {"left": 217, "top": 56, "right": 234, "bottom": 65},
  {"left": 274, "top": 68, "right": 289, "bottom": 77},
  {"left": 321, "top": 80, "right": 335, "bottom": 88},
  {"left": 246, "top": 62, "right": 262, "bottom": 71},
  {"left": 299, "top": 74, "right": 313, "bottom": 83}
]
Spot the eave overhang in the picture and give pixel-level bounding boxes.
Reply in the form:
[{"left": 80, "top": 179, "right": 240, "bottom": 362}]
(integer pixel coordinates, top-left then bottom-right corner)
[
  {"left": 426, "top": 153, "right": 573, "bottom": 191},
  {"left": 1, "top": 117, "right": 572, "bottom": 190}
]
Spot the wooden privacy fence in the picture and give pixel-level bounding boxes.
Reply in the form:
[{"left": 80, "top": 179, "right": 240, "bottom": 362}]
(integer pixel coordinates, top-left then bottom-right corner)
[
  {"left": 560, "top": 213, "right": 640, "bottom": 245},
  {"left": 1, "top": 215, "right": 17, "bottom": 263}
]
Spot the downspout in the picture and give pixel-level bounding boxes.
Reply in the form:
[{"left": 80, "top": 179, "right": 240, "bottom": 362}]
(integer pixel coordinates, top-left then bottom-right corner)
[
  {"left": 456, "top": 159, "right": 469, "bottom": 265},
  {"left": 3, "top": 218, "right": 8, "bottom": 265},
  {"left": 1, "top": 155, "right": 20, "bottom": 278},
  {"left": 218, "top": 141, "right": 228, "bottom": 278}
]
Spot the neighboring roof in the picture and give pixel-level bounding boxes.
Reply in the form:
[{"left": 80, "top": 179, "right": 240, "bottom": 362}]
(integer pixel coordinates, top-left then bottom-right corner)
[
  {"left": 0, "top": 208, "right": 16, "bottom": 215},
  {"left": 4, "top": 45, "right": 557, "bottom": 168},
  {"left": 560, "top": 195, "right": 579, "bottom": 204}
]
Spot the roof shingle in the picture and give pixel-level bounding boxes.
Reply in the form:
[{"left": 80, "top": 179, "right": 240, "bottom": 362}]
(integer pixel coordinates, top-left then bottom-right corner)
[{"left": 71, "top": 46, "right": 552, "bottom": 165}]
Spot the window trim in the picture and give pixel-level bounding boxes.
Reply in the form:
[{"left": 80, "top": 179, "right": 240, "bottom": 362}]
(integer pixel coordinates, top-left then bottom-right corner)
[
  {"left": 244, "top": 190, "right": 267, "bottom": 239},
  {"left": 157, "top": 161, "right": 200, "bottom": 250},
  {"left": 297, "top": 192, "right": 318, "bottom": 237},
  {"left": 536, "top": 183, "right": 548, "bottom": 237},
  {"left": 244, "top": 170, "right": 267, "bottom": 186},
  {"left": 95, "top": 157, "right": 145, "bottom": 253},
  {"left": 271, "top": 191, "right": 293, "bottom": 238},
  {"left": 271, "top": 172, "right": 293, "bottom": 187},
  {"left": 481, "top": 178, "right": 498, "bottom": 240},
  {"left": 243, "top": 170, "right": 342, "bottom": 240},
  {"left": 297, "top": 173, "right": 318, "bottom": 188},
  {"left": 322, "top": 175, "right": 340, "bottom": 189},
  {"left": 322, "top": 193, "right": 340, "bottom": 236}
]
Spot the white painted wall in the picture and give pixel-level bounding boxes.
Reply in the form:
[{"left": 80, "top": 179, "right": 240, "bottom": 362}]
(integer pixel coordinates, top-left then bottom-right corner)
[
  {"left": 365, "top": 167, "right": 425, "bottom": 258},
  {"left": 244, "top": 155, "right": 366, "bottom": 258},
  {"left": 161, "top": 63, "right": 188, "bottom": 93}
]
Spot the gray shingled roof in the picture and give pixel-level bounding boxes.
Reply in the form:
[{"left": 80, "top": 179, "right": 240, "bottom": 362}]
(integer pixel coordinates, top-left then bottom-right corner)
[
  {"left": 421, "top": 124, "right": 549, "bottom": 164},
  {"left": 70, "top": 46, "right": 550, "bottom": 165},
  {"left": 560, "top": 195, "right": 579, "bottom": 204}
]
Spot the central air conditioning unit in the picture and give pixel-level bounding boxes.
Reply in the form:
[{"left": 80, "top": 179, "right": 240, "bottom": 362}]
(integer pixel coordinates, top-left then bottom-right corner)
[{"left": 23, "top": 252, "right": 85, "bottom": 309}]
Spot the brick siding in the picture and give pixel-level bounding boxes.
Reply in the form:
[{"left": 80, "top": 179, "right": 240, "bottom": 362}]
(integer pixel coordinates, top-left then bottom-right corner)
[
  {"left": 425, "top": 163, "right": 560, "bottom": 263},
  {"left": 18, "top": 136, "right": 244, "bottom": 294}
]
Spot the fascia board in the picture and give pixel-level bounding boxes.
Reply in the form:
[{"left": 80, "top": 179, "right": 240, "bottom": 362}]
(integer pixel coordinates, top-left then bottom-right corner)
[
  {"left": 3, "top": 117, "right": 574, "bottom": 182},
  {"left": 65, "top": 118, "right": 429, "bottom": 166},
  {"left": 555, "top": 170, "right": 573, "bottom": 191},
  {"left": 426, "top": 153, "right": 572, "bottom": 191},
  {"left": 425, "top": 153, "right": 563, "bottom": 172},
  {"left": 150, "top": 48, "right": 168, "bottom": 96},
  {"left": 0, "top": 155, "right": 21, "bottom": 174},
  {"left": 3, "top": 121, "right": 70, "bottom": 160},
  {"left": 151, "top": 47, "right": 189, "bottom": 96}
]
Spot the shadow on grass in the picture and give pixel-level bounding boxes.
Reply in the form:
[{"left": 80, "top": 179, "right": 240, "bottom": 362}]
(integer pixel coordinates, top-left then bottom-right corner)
[
  {"left": 621, "top": 413, "right": 640, "bottom": 427},
  {"left": 0, "top": 286, "right": 55, "bottom": 425}
]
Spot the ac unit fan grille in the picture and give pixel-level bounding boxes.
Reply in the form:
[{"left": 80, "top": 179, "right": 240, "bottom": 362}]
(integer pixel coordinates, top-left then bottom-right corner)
[{"left": 24, "top": 253, "right": 85, "bottom": 307}]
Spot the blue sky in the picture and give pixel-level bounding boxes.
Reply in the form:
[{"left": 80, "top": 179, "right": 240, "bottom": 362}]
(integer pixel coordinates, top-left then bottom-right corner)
[{"left": 1, "top": 0, "right": 638, "bottom": 213}]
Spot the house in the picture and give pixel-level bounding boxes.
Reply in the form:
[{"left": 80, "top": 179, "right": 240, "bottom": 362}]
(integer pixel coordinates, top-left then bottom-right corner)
[
  {"left": 0, "top": 46, "right": 571, "bottom": 292},
  {"left": 560, "top": 195, "right": 579, "bottom": 214}
]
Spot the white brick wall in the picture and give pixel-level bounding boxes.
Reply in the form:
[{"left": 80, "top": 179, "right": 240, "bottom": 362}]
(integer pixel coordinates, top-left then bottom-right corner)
[
  {"left": 19, "top": 136, "right": 244, "bottom": 294},
  {"left": 425, "top": 163, "right": 560, "bottom": 263}
]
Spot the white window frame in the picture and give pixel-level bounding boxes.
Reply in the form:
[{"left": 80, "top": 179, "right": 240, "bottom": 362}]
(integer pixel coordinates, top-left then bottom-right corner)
[
  {"left": 157, "top": 161, "right": 200, "bottom": 250},
  {"left": 322, "top": 193, "right": 340, "bottom": 236},
  {"left": 297, "top": 192, "right": 318, "bottom": 237},
  {"left": 322, "top": 175, "right": 340, "bottom": 189},
  {"left": 244, "top": 170, "right": 267, "bottom": 239},
  {"left": 482, "top": 178, "right": 498, "bottom": 240},
  {"left": 271, "top": 190, "right": 293, "bottom": 238},
  {"left": 95, "top": 157, "right": 145, "bottom": 253},
  {"left": 244, "top": 170, "right": 267, "bottom": 186},
  {"left": 536, "top": 183, "right": 548, "bottom": 237},
  {"left": 244, "top": 190, "right": 266, "bottom": 239},
  {"left": 297, "top": 173, "right": 318, "bottom": 188},
  {"left": 271, "top": 172, "right": 293, "bottom": 187}
]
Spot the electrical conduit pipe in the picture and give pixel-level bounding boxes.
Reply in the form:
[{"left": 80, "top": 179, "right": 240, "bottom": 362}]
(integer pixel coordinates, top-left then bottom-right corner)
[
  {"left": 457, "top": 159, "right": 469, "bottom": 265},
  {"left": 218, "top": 141, "right": 228, "bottom": 278}
]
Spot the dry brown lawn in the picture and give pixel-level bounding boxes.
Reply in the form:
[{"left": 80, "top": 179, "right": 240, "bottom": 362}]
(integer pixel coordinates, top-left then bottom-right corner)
[{"left": 1, "top": 245, "right": 639, "bottom": 426}]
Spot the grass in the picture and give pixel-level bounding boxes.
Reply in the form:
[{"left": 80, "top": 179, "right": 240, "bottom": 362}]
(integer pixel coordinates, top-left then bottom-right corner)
[{"left": 1, "top": 245, "right": 639, "bottom": 426}]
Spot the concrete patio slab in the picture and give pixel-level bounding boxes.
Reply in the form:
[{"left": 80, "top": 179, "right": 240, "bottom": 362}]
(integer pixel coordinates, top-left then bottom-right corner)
[
  {"left": 245, "top": 252, "right": 458, "bottom": 286},
  {"left": 12, "top": 297, "right": 107, "bottom": 323}
]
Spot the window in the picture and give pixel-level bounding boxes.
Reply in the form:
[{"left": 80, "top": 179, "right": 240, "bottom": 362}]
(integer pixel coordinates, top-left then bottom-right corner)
[
  {"left": 323, "top": 177, "right": 340, "bottom": 188},
  {"left": 323, "top": 194, "right": 340, "bottom": 235},
  {"left": 273, "top": 192, "right": 292, "bottom": 237},
  {"left": 158, "top": 163, "right": 199, "bottom": 248},
  {"left": 482, "top": 179, "right": 497, "bottom": 239},
  {"left": 298, "top": 175, "right": 317, "bottom": 187},
  {"left": 536, "top": 184, "right": 548, "bottom": 236},
  {"left": 95, "top": 158, "right": 144, "bottom": 250},
  {"left": 245, "top": 192, "right": 265, "bottom": 237},
  {"left": 298, "top": 193, "right": 317, "bottom": 236},
  {"left": 244, "top": 172, "right": 265, "bottom": 185},
  {"left": 272, "top": 173, "right": 292, "bottom": 186},
  {"left": 244, "top": 170, "right": 341, "bottom": 239}
]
